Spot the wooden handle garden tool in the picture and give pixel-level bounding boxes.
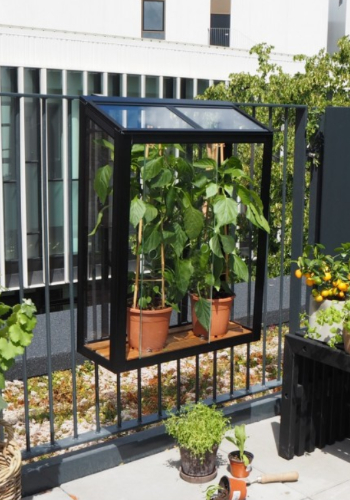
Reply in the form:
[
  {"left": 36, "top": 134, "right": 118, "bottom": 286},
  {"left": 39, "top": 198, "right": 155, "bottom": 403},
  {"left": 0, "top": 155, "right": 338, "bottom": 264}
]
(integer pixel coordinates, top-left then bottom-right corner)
[{"left": 247, "top": 471, "right": 299, "bottom": 485}]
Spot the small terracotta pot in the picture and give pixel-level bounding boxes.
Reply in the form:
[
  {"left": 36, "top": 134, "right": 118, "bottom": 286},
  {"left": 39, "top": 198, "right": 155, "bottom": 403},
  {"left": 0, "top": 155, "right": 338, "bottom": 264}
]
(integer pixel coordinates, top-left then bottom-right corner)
[
  {"left": 219, "top": 476, "right": 247, "bottom": 500},
  {"left": 127, "top": 306, "right": 172, "bottom": 352},
  {"left": 190, "top": 294, "right": 234, "bottom": 339},
  {"left": 343, "top": 328, "right": 350, "bottom": 354},
  {"left": 228, "top": 451, "right": 254, "bottom": 478}
]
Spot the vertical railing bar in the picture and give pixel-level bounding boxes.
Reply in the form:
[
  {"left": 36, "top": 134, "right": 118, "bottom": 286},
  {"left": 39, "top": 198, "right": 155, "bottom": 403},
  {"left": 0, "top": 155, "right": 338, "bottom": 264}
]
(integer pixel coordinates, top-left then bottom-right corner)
[
  {"left": 195, "top": 354, "right": 200, "bottom": 402},
  {"left": 157, "top": 363, "right": 162, "bottom": 417},
  {"left": 94, "top": 364, "right": 101, "bottom": 433},
  {"left": 245, "top": 343, "right": 251, "bottom": 391},
  {"left": 277, "top": 108, "right": 290, "bottom": 379},
  {"left": 14, "top": 94, "right": 31, "bottom": 451},
  {"left": 176, "top": 359, "right": 181, "bottom": 410},
  {"left": 116, "top": 372, "right": 122, "bottom": 428},
  {"left": 41, "top": 96, "right": 56, "bottom": 444},
  {"left": 230, "top": 346, "right": 234, "bottom": 396},
  {"left": 213, "top": 351, "right": 217, "bottom": 402},
  {"left": 67, "top": 97, "right": 78, "bottom": 439},
  {"left": 289, "top": 107, "right": 308, "bottom": 333},
  {"left": 137, "top": 368, "right": 142, "bottom": 422}
]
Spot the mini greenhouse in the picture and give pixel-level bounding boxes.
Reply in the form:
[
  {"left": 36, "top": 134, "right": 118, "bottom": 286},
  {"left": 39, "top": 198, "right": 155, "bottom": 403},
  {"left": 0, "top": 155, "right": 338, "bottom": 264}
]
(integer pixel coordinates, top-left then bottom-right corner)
[{"left": 77, "top": 96, "right": 273, "bottom": 373}]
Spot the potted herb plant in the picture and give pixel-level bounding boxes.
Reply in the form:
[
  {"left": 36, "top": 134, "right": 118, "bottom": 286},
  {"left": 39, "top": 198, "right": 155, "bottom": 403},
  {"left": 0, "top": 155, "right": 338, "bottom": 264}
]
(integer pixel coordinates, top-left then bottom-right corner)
[
  {"left": 185, "top": 153, "right": 269, "bottom": 338},
  {"left": 226, "top": 424, "right": 253, "bottom": 478},
  {"left": 0, "top": 292, "right": 36, "bottom": 498},
  {"left": 205, "top": 484, "right": 229, "bottom": 500},
  {"left": 164, "top": 402, "right": 231, "bottom": 483},
  {"left": 295, "top": 243, "right": 350, "bottom": 344}
]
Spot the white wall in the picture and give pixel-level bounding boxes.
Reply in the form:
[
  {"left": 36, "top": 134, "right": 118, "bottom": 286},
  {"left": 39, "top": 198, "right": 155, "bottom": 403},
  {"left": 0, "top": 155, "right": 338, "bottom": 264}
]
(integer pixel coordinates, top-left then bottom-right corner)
[
  {"left": 231, "top": 0, "right": 329, "bottom": 55},
  {"left": 0, "top": 0, "right": 141, "bottom": 38},
  {"left": 0, "top": 0, "right": 212, "bottom": 44},
  {"left": 328, "top": 0, "right": 348, "bottom": 53},
  {"left": 0, "top": 25, "right": 304, "bottom": 80},
  {"left": 166, "top": 0, "right": 211, "bottom": 44}
]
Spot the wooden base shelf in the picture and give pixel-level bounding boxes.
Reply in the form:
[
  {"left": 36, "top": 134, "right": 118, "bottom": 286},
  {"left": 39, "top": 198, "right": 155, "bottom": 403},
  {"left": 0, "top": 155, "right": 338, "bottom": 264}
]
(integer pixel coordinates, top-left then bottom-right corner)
[{"left": 85, "top": 321, "right": 251, "bottom": 361}]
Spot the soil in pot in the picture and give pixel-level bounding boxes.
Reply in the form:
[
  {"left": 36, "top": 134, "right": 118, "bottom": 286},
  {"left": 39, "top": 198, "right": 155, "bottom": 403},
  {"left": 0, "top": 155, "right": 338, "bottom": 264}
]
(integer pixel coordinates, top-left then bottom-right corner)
[
  {"left": 228, "top": 451, "right": 254, "bottom": 478},
  {"left": 219, "top": 476, "right": 247, "bottom": 500},
  {"left": 127, "top": 306, "right": 172, "bottom": 351},
  {"left": 190, "top": 295, "right": 234, "bottom": 339},
  {"left": 179, "top": 445, "right": 218, "bottom": 484}
]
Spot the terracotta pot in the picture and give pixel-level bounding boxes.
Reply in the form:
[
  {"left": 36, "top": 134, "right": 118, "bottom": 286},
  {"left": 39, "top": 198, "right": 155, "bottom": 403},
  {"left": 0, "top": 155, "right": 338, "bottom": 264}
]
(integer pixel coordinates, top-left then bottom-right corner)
[
  {"left": 343, "top": 328, "right": 350, "bottom": 354},
  {"left": 228, "top": 451, "right": 254, "bottom": 478},
  {"left": 190, "top": 294, "right": 234, "bottom": 339},
  {"left": 219, "top": 476, "right": 247, "bottom": 500},
  {"left": 127, "top": 306, "right": 172, "bottom": 352},
  {"left": 308, "top": 299, "right": 345, "bottom": 344},
  {"left": 179, "top": 445, "right": 218, "bottom": 483}
]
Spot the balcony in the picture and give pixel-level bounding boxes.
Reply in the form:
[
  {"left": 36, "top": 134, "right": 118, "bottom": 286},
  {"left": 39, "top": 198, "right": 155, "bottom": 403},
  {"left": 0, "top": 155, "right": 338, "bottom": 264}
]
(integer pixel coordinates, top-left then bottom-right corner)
[{"left": 209, "top": 27, "right": 230, "bottom": 47}]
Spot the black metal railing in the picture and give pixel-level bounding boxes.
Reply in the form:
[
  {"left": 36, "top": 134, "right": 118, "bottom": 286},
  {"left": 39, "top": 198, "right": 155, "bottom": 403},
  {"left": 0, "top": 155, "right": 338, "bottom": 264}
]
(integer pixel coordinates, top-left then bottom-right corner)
[
  {"left": 0, "top": 94, "right": 308, "bottom": 466},
  {"left": 209, "top": 28, "right": 230, "bottom": 47}
]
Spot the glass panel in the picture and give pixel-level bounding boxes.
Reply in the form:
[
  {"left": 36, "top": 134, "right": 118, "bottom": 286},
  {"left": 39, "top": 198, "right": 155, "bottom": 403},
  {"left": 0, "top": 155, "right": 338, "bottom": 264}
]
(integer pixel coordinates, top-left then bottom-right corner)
[
  {"left": 1, "top": 67, "right": 17, "bottom": 92},
  {"left": 47, "top": 70, "right": 62, "bottom": 94},
  {"left": 3, "top": 183, "right": 18, "bottom": 261},
  {"left": 163, "top": 77, "right": 176, "bottom": 98},
  {"left": 145, "top": 76, "right": 159, "bottom": 98},
  {"left": 24, "top": 68, "right": 39, "bottom": 93},
  {"left": 127, "top": 75, "right": 141, "bottom": 97},
  {"left": 180, "top": 79, "right": 193, "bottom": 99},
  {"left": 85, "top": 121, "right": 113, "bottom": 342},
  {"left": 143, "top": 1, "right": 164, "bottom": 31},
  {"left": 88, "top": 72, "right": 102, "bottom": 95},
  {"left": 67, "top": 71, "right": 83, "bottom": 95},
  {"left": 176, "top": 106, "right": 265, "bottom": 131},
  {"left": 49, "top": 181, "right": 64, "bottom": 255},
  {"left": 47, "top": 100, "right": 63, "bottom": 179},
  {"left": 108, "top": 74, "right": 122, "bottom": 96},
  {"left": 99, "top": 105, "right": 193, "bottom": 129},
  {"left": 197, "top": 79, "right": 210, "bottom": 96}
]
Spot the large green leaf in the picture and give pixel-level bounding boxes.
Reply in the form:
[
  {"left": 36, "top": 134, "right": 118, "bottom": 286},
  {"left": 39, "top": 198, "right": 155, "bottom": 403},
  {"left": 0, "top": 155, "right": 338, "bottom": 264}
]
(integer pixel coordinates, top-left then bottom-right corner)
[
  {"left": 233, "top": 254, "right": 249, "bottom": 282},
  {"left": 213, "top": 196, "right": 238, "bottom": 228},
  {"left": 94, "top": 164, "right": 112, "bottom": 204},
  {"left": 194, "top": 297, "right": 212, "bottom": 332},
  {"left": 173, "top": 223, "right": 188, "bottom": 257},
  {"left": 0, "top": 338, "right": 23, "bottom": 360},
  {"left": 209, "top": 234, "right": 222, "bottom": 258},
  {"left": 130, "top": 197, "right": 147, "bottom": 228},
  {"left": 143, "top": 156, "right": 164, "bottom": 181},
  {"left": 246, "top": 204, "right": 270, "bottom": 233},
  {"left": 149, "top": 168, "right": 173, "bottom": 188},
  {"left": 184, "top": 206, "right": 204, "bottom": 240},
  {"left": 206, "top": 183, "right": 219, "bottom": 198},
  {"left": 166, "top": 186, "right": 176, "bottom": 216},
  {"left": 9, "top": 324, "right": 33, "bottom": 347},
  {"left": 175, "top": 259, "right": 194, "bottom": 296},
  {"left": 220, "top": 234, "right": 236, "bottom": 254},
  {"left": 143, "top": 223, "right": 162, "bottom": 253},
  {"left": 0, "top": 304, "right": 11, "bottom": 317},
  {"left": 193, "top": 158, "right": 216, "bottom": 169},
  {"left": 144, "top": 203, "right": 158, "bottom": 223}
]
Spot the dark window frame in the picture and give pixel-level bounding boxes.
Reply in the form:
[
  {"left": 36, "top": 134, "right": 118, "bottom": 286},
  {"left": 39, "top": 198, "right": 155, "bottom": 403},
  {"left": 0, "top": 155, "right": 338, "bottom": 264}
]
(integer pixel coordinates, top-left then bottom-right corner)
[{"left": 142, "top": 0, "right": 165, "bottom": 38}]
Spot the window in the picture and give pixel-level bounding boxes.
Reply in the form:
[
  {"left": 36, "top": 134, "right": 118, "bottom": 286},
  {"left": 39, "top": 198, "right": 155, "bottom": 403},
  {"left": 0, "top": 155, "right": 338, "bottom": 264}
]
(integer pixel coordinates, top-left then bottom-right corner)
[{"left": 142, "top": 1, "right": 165, "bottom": 39}]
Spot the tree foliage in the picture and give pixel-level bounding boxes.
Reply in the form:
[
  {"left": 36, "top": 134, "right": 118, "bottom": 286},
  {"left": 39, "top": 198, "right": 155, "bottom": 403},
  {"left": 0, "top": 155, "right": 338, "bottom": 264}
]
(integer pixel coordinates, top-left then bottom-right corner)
[{"left": 200, "top": 37, "right": 350, "bottom": 276}]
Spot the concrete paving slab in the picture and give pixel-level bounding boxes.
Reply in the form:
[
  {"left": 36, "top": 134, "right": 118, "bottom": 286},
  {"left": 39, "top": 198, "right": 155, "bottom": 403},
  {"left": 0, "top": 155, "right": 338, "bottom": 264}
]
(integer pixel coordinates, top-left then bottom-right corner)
[{"left": 22, "top": 416, "right": 348, "bottom": 500}]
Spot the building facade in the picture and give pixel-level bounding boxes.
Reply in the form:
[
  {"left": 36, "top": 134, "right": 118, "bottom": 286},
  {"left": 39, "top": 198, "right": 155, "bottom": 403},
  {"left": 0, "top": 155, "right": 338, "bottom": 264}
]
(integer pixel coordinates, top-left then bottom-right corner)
[{"left": 0, "top": 0, "right": 341, "bottom": 299}]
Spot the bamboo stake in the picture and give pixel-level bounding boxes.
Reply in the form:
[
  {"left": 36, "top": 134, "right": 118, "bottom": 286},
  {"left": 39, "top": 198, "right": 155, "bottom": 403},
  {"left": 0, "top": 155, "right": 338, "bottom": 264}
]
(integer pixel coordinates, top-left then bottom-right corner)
[
  {"left": 133, "top": 218, "right": 143, "bottom": 309},
  {"left": 161, "top": 241, "right": 165, "bottom": 308}
]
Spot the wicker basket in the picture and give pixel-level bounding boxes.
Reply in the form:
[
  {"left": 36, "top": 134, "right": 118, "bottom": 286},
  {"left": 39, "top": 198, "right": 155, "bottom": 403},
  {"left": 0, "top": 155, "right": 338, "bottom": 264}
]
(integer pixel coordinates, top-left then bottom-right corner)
[{"left": 0, "top": 420, "right": 21, "bottom": 500}]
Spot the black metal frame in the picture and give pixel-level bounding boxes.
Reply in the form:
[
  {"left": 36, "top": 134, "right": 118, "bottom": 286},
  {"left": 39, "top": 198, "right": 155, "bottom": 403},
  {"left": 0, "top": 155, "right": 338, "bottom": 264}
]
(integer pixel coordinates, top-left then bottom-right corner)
[{"left": 77, "top": 96, "right": 273, "bottom": 373}]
